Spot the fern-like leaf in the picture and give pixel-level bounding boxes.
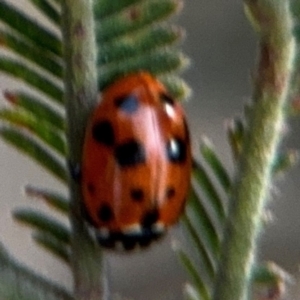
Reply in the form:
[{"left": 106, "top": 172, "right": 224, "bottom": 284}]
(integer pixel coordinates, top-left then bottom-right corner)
[
  {"left": 95, "top": 0, "right": 189, "bottom": 99},
  {"left": 13, "top": 208, "right": 70, "bottom": 244},
  {"left": 27, "top": 0, "right": 61, "bottom": 25},
  {"left": 97, "top": 25, "right": 182, "bottom": 66},
  {"left": 32, "top": 231, "right": 70, "bottom": 264},
  {"left": 0, "top": 1, "right": 61, "bottom": 56},
  {"left": 3, "top": 91, "right": 64, "bottom": 131},
  {"left": 0, "top": 0, "right": 191, "bottom": 298},
  {"left": 192, "top": 159, "right": 226, "bottom": 222},
  {"left": 176, "top": 137, "right": 231, "bottom": 299},
  {"left": 200, "top": 138, "right": 232, "bottom": 193},
  {"left": 0, "top": 242, "right": 73, "bottom": 300},
  {"left": 180, "top": 119, "right": 298, "bottom": 300},
  {"left": 0, "top": 126, "right": 67, "bottom": 182},
  {"left": 0, "top": 57, "right": 63, "bottom": 102},
  {"left": 25, "top": 185, "right": 69, "bottom": 214},
  {"left": 0, "top": 109, "right": 66, "bottom": 155},
  {"left": 176, "top": 249, "right": 210, "bottom": 300},
  {"left": 181, "top": 213, "right": 216, "bottom": 281},
  {"left": 94, "top": 0, "right": 142, "bottom": 18},
  {"left": 0, "top": 29, "right": 63, "bottom": 78}
]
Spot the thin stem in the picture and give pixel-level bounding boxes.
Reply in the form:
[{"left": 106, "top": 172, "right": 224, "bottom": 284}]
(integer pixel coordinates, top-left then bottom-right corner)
[
  {"left": 212, "top": 1, "right": 295, "bottom": 300},
  {"left": 61, "top": 1, "right": 106, "bottom": 299}
]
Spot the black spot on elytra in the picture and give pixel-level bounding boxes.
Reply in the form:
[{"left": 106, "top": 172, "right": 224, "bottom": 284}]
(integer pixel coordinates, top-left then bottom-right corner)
[
  {"left": 131, "top": 188, "right": 144, "bottom": 202},
  {"left": 166, "top": 137, "right": 187, "bottom": 163},
  {"left": 159, "top": 92, "right": 175, "bottom": 106},
  {"left": 98, "top": 203, "right": 114, "bottom": 222},
  {"left": 92, "top": 120, "right": 114, "bottom": 146},
  {"left": 115, "top": 94, "right": 139, "bottom": 113},
  {"left": 115, "top": 140, "right": 146, "bottom": 167},
  {"left": 166, "top": 186, "right": 175, "bottom": 199},
  {"left": 142, "top": 208, "right": 159, "bottom": 228}
]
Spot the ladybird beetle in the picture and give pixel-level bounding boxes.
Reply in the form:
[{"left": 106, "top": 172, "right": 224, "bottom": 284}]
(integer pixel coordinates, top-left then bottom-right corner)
[{"left": 81, "top": 72, "right": 191, "bottom": 250}]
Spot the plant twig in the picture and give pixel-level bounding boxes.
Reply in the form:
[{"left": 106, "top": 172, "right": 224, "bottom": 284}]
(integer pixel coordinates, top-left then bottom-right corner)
[
  {"left": 212, "top": 1, "right": 296, "bottom": 300},
  {"left": 61, "top": 1, "right": 106, "bottom": 299}
]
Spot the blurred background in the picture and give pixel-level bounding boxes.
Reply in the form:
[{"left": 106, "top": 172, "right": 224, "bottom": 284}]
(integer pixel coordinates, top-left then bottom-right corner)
[{"left": 0, "top": 0, "right": 300, "bottom": 299}]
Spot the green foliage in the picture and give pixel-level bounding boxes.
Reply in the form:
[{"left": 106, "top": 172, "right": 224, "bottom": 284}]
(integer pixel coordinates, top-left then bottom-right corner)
[
  {"left": 177, "top": 249, "right": 210, "bottom": 300},
  {"left": 0, "top": 0, "right": 190, "bottom": 299},
  {"left": 13, "top": 208, "right": 71, "bottom": 244},
  {"left": 0, "top": 0, "right": 296, "bottom": 299},
  {"left": 0, "top": 30, "right": 63, "bottom": 78},
  {"left": 0, "top": 2, "right": 61, "bottom": 56},
  {"left": 200, "top": 139, "right": 232, "bottom": 193},
  {"left": 0, "top": 242, "right": 73, "bottom": 300},
  {"left": 3, "top": 92, "right": 65, "bottom": 131},
  {"left": 33, "top": 231, "right": 70, "bottom": 264},
  {"left": 0, "top": 109, "right": 66, "bottom": 155},
  {"left": 0, "top": 57, "right": 63, "bottom": 101},
  {"left": 177, "top": 140, "right": 228, "bottom": 299},
  {"left": 0, "top": 126, "right": 67, "bottom": 182},
  {"left": 95, "top": 0, "right": 189, "bottom": 98},
  {"left": 27, "top": 0, "right": 61, "bottom": 24},
  {"left": 25, "top": 185, "right": 69, "bottom": 214},
  {"left": 178, "top": 116, "right": 297, "bottom": 299}
]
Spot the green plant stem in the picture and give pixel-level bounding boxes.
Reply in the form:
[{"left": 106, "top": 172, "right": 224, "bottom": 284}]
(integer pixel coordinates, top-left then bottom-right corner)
[
  {"left": 61, "top": 1, "right": 106, "bottom": 300},
  {"left": 212, "top": 1, "right": 295, "bottom": 300}
]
